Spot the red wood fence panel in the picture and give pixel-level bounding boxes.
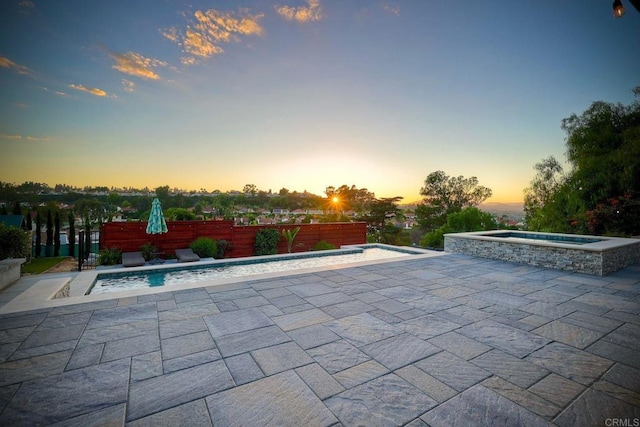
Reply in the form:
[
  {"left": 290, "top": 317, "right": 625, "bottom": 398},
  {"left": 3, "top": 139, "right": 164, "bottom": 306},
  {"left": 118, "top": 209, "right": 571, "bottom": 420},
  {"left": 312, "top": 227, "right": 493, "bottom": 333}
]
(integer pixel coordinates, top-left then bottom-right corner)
[{"left": 101, "top": 221, "right": 366, "bottom": 258}]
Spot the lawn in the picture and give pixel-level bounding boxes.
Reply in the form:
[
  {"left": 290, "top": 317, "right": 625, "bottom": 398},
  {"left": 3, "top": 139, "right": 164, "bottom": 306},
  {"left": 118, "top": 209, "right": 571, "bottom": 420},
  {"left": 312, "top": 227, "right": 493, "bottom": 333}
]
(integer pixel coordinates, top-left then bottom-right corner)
[{"left": 21, "top": 257, "right": 69, "bottom": 275}]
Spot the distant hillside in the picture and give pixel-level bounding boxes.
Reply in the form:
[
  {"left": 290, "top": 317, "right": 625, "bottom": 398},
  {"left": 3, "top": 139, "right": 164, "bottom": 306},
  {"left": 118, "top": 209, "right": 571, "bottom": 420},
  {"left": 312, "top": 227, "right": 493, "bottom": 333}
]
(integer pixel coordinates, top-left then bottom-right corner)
[{"left": 479, "top": 202, "right": 524, "bottom": 216}]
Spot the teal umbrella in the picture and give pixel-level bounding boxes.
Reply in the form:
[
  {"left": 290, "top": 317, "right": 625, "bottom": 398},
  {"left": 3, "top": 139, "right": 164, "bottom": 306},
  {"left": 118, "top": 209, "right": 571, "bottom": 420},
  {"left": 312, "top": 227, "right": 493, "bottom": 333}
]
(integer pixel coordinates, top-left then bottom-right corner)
[{"left": 146, "top": 197, "right": 168, "bottom": 236}]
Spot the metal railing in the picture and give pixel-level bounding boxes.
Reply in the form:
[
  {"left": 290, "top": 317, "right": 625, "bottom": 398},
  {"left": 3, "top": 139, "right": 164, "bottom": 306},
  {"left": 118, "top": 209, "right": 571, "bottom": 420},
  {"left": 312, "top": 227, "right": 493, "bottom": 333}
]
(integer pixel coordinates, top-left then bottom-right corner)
[{"left": 78, "top": 229, "right": 100, "bottom": 270}]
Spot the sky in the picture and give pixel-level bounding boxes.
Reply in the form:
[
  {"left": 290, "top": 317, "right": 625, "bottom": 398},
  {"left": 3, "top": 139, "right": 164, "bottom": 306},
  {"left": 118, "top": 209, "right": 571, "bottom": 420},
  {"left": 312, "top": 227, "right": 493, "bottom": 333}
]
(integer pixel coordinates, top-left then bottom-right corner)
[{"left": 1, "top": 0, "right": 639, "bottom": 203}]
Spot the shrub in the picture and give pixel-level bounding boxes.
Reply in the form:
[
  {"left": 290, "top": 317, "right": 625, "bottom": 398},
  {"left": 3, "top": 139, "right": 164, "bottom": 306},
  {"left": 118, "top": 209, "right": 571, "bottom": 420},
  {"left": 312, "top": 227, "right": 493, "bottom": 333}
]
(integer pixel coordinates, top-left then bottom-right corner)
[
  {"left": 139, "top": 243, "right": 158, "bottom": 261},
  {"left": 420, "top": 228, "right": 448, "bottom": 249},
  {"left": 98, "top": 247, "right": 122, "bottom": 265},
  {"left": 254, "top": 228, "right": 280, "bottom": 255},
  {"left": 313, "top": 240, "right": 335, "bottom": 251},
  {"left": 282, "top": 226, "right": 301, "bottom": 253},
  {"left": 215, "top": 239, "right": 230, "bottom": 259},
  {"left": 0, "top": 224, "right": 30, "bottom": 260},
  {"left": 190, "top": 237, "right": 218, "bottom": 258}
]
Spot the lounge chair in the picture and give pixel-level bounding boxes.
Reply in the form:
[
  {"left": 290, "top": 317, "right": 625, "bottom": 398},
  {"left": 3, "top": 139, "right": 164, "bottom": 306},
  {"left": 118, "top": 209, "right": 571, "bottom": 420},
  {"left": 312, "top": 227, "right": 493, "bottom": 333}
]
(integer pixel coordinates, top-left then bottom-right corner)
[
  {"left": 122, "top": 251, "right": 146, "bottom": 267},
  {"left": 175, "top": 248, "right": 200, "bottom": 262}
]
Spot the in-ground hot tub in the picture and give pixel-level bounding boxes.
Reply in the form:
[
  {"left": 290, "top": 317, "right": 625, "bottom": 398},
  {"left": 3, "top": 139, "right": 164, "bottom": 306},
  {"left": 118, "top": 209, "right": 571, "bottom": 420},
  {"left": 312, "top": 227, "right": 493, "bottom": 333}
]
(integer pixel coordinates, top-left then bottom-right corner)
[{"left": 444, "top": 230, "right": 640, "bottom": 275}]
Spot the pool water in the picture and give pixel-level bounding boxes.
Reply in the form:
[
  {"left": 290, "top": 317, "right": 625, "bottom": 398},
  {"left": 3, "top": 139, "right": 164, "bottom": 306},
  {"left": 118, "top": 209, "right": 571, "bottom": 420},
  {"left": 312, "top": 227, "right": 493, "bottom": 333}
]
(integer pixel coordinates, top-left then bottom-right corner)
[{"left": 89, "top": 247, "right": 417, "bottom": 294}]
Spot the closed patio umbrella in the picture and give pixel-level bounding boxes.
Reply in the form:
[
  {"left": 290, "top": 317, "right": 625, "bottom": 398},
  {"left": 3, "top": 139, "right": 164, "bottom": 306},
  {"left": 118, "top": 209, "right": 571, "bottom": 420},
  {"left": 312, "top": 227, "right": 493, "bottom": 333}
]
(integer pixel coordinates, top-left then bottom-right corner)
[{"left": 146, "top": 198, "right": 168, "bottom": 258}]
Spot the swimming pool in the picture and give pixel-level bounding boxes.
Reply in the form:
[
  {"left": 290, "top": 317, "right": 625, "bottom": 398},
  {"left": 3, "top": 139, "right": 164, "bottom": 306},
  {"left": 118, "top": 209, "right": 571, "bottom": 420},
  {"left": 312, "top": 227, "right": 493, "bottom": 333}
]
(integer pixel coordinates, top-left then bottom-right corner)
[{"left": 89, "top": 245, "right": 427, "bottom": 295}]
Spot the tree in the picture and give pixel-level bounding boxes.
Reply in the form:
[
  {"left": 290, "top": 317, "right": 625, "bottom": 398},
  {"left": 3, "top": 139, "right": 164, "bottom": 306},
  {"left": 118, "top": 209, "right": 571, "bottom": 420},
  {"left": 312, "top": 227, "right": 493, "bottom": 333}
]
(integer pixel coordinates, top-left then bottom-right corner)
[
  {"left": 54, "top": 212, "right": 61, "bottom": 257},
  {"left": 35, "top": 210, "right": 42, "bottom": 258},
  {"left": 243, "top": 184, "right": 258, "bottom": 196},
  {"left": 416, "top": 171, "right": 492, "bottom": 230},
  {"left": 12, "top": 200, "right": 21, "bottom": 215},
  {"left": 420, "top": 207, "right": 497, "bottom": 248},
  {"left": 68, "top": 212, "right": 75, "bottom": 258},
  {"left": 526, "top": 88, "right": 640, "bottom": 235},
  {"left": 46, "top": 209, "right": 53, "bottom": 249},
  {"left": 363, "top": 197, "right": 404, "bottom": 242}
]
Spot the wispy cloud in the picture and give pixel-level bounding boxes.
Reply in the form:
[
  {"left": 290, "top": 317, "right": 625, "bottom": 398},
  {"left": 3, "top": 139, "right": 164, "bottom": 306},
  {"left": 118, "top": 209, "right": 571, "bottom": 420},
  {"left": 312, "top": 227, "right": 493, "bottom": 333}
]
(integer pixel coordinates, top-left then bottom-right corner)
[
  {"left": 17, "top": 0, "right": 35, "bottom": 14},
  {"left": 40, "top": 86, "right": 69, "bottom": 97},
  {"left": 69, "top": 83, "right": 113, "bottom": 98},
  {"left": 122, "top": 79, "right": 135, "bottom": 93},
  {"left": 163, "top": 7, "right": 264, "bottom": 64},
  {"left": 108, "top": 51, "right": 166, "bottom": 80},
  {"left": 1, "top": 133, "right": 52, "bottom": 142},
  {"left": 383, "top": 3, "right": 400, "bottom": 16},
  {"left": 0, "top": 56, "right": 34, "bottom": 76},
  {"left": 276, "top": 0, "right": 323, "bottom": 23}
]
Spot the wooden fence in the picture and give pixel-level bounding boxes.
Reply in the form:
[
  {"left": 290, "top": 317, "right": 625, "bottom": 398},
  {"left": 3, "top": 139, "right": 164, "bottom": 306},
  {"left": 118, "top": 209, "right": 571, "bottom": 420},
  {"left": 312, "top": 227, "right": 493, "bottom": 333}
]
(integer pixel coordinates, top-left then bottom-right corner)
[{"left": 100, "top": 221, "right": 366, "bottom": 258}]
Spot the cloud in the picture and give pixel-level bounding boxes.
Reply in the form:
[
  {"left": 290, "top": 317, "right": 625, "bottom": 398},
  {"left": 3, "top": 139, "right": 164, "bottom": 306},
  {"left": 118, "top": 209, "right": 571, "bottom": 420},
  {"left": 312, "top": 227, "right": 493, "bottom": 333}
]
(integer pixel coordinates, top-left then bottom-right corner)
[
  {"left": 69, "top": 83, "right": 112, "bottom": 97},
  {"left": 17, "top": 0, "right": 35, "bottom": 14},
  {"left": 40, "top": 86, "right": 69, "bottom": 97},
  {"left": 122, "top": 79, "right": 135, "bottom": 92},
  {"left": 0, "top": 56, "right": 33, "bottom": 76},
  {"left": 163, "top": 7, "right": 264, "bottom": 64},
  {"left": 108, "top": 51, "right": 165, "bottom": 80},
  {"left": 276, "top": 0, "right": 323, "bottom": 23},
  {"left": 383, "top": 3, "right": 400, "bottom": 16},
  {"left": 1, "top": 133, "right": 52, "bottom": 142}
]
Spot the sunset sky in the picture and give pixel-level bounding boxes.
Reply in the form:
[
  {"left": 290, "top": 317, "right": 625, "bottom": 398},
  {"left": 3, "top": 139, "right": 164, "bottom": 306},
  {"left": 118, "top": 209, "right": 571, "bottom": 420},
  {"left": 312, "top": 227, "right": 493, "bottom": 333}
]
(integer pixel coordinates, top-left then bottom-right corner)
[{"left": 1, "top": 0, "right": 639, "bottom": 203}]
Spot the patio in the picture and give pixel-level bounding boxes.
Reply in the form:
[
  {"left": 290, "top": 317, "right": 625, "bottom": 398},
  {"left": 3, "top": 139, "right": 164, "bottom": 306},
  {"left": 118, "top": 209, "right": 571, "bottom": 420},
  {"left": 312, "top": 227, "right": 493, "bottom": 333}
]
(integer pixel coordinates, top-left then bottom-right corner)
[{"left": 0, "top": 253, "right": 638, "bottom": 426}]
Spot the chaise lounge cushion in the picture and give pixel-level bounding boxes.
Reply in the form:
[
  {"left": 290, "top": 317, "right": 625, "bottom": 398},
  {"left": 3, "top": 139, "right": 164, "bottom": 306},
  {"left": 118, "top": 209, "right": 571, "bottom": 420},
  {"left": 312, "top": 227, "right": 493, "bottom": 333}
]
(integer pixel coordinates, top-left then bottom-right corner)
[
  {"left": 175, "top": 248, "right": 200, "bottom": 262},
  {"left": 122, "top": 251, "right": 146, "bottom": 267}
]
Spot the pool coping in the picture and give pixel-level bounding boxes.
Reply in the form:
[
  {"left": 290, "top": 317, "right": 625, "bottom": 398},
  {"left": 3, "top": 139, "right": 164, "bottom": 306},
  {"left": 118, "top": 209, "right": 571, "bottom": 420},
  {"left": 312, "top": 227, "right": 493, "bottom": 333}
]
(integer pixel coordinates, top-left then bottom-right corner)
[{"left": 0, "top": 244, "right": 447, "bottom": 315}]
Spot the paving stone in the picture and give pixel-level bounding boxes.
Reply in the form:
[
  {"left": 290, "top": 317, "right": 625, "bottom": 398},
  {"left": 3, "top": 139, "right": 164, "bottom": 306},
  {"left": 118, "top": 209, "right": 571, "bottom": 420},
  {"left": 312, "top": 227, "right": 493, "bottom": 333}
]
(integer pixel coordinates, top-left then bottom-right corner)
[
  {"left": 137, "top": 292, "right": 174, "bottom": 303},
  {"left": 324, "top": 313, "right": 399, "bottom": 347},
  {"left": 441, "top": 305, "right": 493, "bottom": 323},
  {"left": 403, "top": 294, "right": 459, "bottom": 313},
  {"left": 163, "top": 349, "right": 221, "bottom": 374},
  {"left": 173, "top": 288, "right": 210, "bottom": 304},
  {"left": 414, "top": 351, "right": 490, "bottom": 392},
  {"left": 224, "top": 353, "right": 264, "bottom": 385},
  {"left": 233, "top": 295, "right": 270, "bottom": 309},
  {"left": 526, "top": 342, "right": 613, "bottom": 385},
  {"left": 158, "top": 302, "right": 220, "bottom": 322},
  {"left": 259, "top": 304, "right": 284, "bottom": 317},
  {"left": 305, "top": 292, "right": 353, "bottom": 307},
  {"left": 203, "top": 307, "right": 273, "bottom": 337},
  {"left": 117, "top": 296, "right": 138, "bottom": 307},
  {"left": 0, "top": 383, "right": 18, "bottom": 413},
  {"left": 604, "top": 310, "right": 640, "bottom": 326},
  {"left": 483, "top": 376, "right": 561, "bottom": 419},
  {"left": 86, "top": 302, "right": 157, "bottom": 329},
  {"left": 102, "top": 330, "right": 160, "bottom": 363},
  {"left": 127, "top": 360, "right": 234, "bottom": 422},
  {"left": 214, "top": 300, "right": 237, "bottom": 312},
  {"left": 49, "top": 300, "right": 117, "bottom": 316},
  {"left": 400, "top": 314, "right": 462, "bottom": 340},
  {"left": 471, "top": 349, "right": 549, "bottom": 388},
  {"left": 532, "top": 320, "right": 603, "bottom": 349},
  {"left": 554, "top": 388, "right": 640, "bottom": 427},
  {"left": 332, "top": 359, "right": 389, "bottom": 389},
  {"left": 0, "top": 350, "right": 72, "bottom": 386},
  {"left": 131, "top": 351, "right": 163, "bottom": 382},
  {"left": 272, "top": 308, "right": 333, "bottom": 332},
  {"left": 395, "top": 364, "right": 457, "bottom": 403},
  {"left": 0, "top": 311, "right": 48, "bottom": 330},
  {"left": 127, "top": 399, "right": 211, "bottom": 427},
  {"left": 475, "top": 290, "right": 533, "bottom": 307},
  {"left": 286, "top": 324, "right": 340, "bottom": 350},
  {"left": 573, "top": 292, "right": 638, "bottom": 312},
  {"left": 49, "top": 402, "right": 125, "bottom": 427},
  {"left": 9, "top": 339, "right": 77, "bottom": 361},
  {"left": 158, "top": 317, "right": 206, "bottom": 340},
  {"left": 0, "top": 342, "right": 19, "bottom": 363},
  {"left": 329, "top": 299, "right": 374, "bottom": 316},
  {"left": 482, "top": 304, "right": 529, "bottom": 321},
  {"left": 603, "top": 363, "right": 640, "bottom": 393},
  {"left": 520, "top": 314, "right": 552, "bottom": 328},
  {"left": 427, "top": 331, "right": 492, "bottom": 360},
  {"left": 214, "top": 325, "right": 291, "bottom": 357},
  {"left": 375, "top": 285, "right": 423, "bottom": 301},
  {"left": 361, "top": 333, "right": 439, "bottom": 370},
  {"left": 209, "top": 287, "right": 260, "bottom": 301},
  {"left": 251, "top": 341, "right": 313, "bottom": 375},
  {"left": 369, "top": 309, "right": 403, "bottom": 324},
  {"left": 36, "top": 311, "right": 92, "bottom": 330},
  {"left": 259, "top": 287, "right": 291, "bottom": 299},
  {"left": 66, "top": 343, "right": 104, "bottom": 371},
  {"left": 526, "top": 288, "right": 577, "bottom": 304},
  {"left": 161, "top": 330, "right": 215, "bottom": 360},
  {"left": 561, "top": 310, "right": 623, "bottom": 334},
  {"left": 429, "top": 286, "right": 474, "bottom": 299},
  {"left": 295, "top": 363, "right": 345, "bottom": 399},
  {"left": 156, "top": 299, "right": 177, "bottom": 311},
  {"left": 307, "top": 340, "right": 371, "bottom": 374},
  {"left": 265, "top": 294, "right": 306, "bottom": 309},
  {"left": 458, "top": 319, "right": 550, "bottom": 358},
  {"left": 394, "top": 308, "right": 426, "bottom": 320},
  {"left": 369, "top": 298, "right": 412, "bottom": 314},
  {"left": 352, "top": 291, "right": 387, "bottom": 303},
  {"left": 280, "top": 303, "right": 315, "bottom": 314},
  {"left": 422, "top": 384, "right": 550, "bottom": 427},
  {"left": 528, "top": 373, "right": 585, "bottom": 408},
  {"left": 78, "top": 319, "right": 158, "bottom": 346},
  {"left": 602, "top": 323, "right": 640, "bottom": 351},
  {"left": 288, "top": 283, "right": 335, "bottom": 298},
  {"left": 592, "top": 380, "right": 640, "bottom": 407},
  {"left": 19, "top": 323, "right": 85, "bottom": 350},
  {"left": 0, "top": 326, "right": 35, "bottom": 344},
  {"left": 326, "top": 373, "right": 437, "bottom": 427},
  {"left": 206, "top": 370, "right": 338, "bottom": 426},
  {"left": 0, "top": 358, "right": 130, "bottom": 425}
]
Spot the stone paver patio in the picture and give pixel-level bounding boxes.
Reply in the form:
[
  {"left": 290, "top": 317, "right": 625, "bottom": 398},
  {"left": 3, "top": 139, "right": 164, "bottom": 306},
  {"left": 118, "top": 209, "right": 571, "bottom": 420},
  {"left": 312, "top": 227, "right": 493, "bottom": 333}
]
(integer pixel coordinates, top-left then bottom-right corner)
[{"left": 0, "top": 253, "right": 639, "bottom": 426}]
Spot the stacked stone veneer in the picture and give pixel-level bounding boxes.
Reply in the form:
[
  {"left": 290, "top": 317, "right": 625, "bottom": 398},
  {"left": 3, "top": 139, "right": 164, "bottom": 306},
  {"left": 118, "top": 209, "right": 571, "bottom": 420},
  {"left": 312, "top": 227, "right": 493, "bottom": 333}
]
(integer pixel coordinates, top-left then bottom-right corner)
[{"left": 444, "top": 235, "right": 640, "bottom": 276}]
